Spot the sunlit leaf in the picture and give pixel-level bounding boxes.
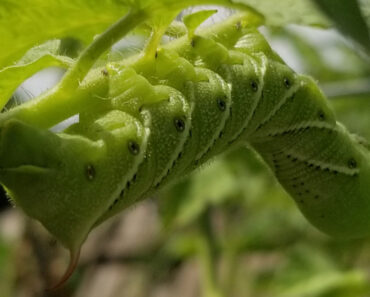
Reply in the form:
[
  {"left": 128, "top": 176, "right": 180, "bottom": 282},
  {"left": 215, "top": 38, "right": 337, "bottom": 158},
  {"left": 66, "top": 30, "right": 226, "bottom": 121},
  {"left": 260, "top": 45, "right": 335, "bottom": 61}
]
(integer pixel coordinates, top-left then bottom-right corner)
[
  {"left": 234, "top": 0, "right": 329, "bottom": 26},
  {"left": 0, "top": 40, "right": 73, "bottom": 110},
  {"left": 0, "top": 0, "right": 130, "bottom": 68}
]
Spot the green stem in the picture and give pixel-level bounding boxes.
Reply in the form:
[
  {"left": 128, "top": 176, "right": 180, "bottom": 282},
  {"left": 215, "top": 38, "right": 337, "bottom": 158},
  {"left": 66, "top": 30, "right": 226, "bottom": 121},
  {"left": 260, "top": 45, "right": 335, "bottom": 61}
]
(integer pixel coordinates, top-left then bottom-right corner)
[
  {"left": 0, "top": 74, "right": 109, "bottom": 128},
  {"left": 58, "top": 9, "right": 147, "bottom": 91},
  {"left": 144, "top": 26, "right": 167, "bottom": 58},
  {"left": 222, "top": 251, "right": 238, "bottom": 296},
  {"left": 0, "top": 10, "right": 148, "bottom": 128},
  {"left": 198, "top": 208, "right": 224, "bottom": 297}
]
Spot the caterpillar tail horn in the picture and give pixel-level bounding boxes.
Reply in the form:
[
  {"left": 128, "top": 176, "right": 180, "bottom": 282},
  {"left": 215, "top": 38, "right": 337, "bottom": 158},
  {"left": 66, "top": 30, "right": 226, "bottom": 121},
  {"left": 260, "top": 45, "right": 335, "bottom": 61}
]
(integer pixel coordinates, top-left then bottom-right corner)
[{"left": 47, "top": 248, "right": 81, "bottom": 292}]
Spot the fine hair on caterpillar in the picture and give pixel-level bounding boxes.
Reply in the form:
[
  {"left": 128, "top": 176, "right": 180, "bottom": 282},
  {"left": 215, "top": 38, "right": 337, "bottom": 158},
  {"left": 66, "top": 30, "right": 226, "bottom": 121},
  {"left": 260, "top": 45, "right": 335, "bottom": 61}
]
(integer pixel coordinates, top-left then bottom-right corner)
[{"left": 0, "top": 3, "right": 369, "bottom": 290}]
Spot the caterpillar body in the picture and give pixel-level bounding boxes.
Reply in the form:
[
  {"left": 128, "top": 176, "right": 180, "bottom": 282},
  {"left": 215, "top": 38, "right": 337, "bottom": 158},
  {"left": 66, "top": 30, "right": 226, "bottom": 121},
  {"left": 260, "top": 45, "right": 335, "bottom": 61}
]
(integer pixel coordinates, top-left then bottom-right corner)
[{"left": 0, "top": 11, "right": 369, "bottom": 288}]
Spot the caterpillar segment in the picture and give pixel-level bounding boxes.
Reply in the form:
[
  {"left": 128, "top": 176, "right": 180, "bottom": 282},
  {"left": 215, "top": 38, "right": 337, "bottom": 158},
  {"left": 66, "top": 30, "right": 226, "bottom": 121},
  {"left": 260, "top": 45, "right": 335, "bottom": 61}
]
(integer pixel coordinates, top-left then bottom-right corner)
[
  {"left": 105, "top": 72, "right": 193, "bottom": 211},
  {"left": 95, "top": 26, "right": 370, "bottom": 240},
  {"left": 96, "top": 56, "right": 233, "bottom": 225}
]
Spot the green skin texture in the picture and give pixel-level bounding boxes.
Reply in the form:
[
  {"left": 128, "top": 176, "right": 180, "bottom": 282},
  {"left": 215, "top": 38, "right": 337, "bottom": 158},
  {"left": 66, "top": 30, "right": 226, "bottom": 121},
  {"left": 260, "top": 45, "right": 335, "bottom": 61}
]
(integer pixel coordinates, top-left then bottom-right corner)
[{"left": 0, "top": 13, "right": 369, "bottom": 261}]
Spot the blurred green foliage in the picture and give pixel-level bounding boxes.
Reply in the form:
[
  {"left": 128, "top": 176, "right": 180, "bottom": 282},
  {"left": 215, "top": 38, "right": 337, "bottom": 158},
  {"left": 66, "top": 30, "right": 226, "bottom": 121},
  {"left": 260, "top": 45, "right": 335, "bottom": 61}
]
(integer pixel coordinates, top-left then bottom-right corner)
[{"left": 0, "top": 237, "right": 15, "bottom": 297}]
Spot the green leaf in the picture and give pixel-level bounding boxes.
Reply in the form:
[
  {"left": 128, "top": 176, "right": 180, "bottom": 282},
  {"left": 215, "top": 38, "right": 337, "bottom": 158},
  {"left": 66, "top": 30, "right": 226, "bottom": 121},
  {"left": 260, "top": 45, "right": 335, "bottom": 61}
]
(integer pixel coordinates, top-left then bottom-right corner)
[
  {"left": 0, "top": 0, "right": 130, "bottom": 68},
  {"left": 0, "top": 40, "right": 73, "bottom": 110},
  {"left": 0, "top": 0, "right": 220, "bottom": 68},
  {"left": 312, "top": 0, "right": 370, "bottom": 54},
  {"left": 0, "top": 0, "right": 331, "bottom": 71},
  {"left": 183, "top": 9, "right": 218, "bottom": 37},
  {"left": 234, "top": 0, "right": 329, "bottom": 26}
]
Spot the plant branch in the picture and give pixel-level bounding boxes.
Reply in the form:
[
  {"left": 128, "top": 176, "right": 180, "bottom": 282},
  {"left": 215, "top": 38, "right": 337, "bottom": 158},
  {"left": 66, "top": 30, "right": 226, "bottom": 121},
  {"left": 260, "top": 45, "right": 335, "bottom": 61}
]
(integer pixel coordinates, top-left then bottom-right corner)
[
  {"left": 198, "top": 208, "right": 224, "bottom": 297},
  {"left": 58, "top": 9, "right": 148, "bottom": 91}
]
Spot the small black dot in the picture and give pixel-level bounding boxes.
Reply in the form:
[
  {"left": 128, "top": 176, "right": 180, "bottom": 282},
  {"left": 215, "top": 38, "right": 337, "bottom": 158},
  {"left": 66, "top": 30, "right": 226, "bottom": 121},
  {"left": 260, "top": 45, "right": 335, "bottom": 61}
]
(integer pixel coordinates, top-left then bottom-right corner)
[
  {"left": 191, "top": 38, "right": 196, "bottom": 47},
  {"left": 348, "top": 158, "right": 357, "bottom": 169},
  {"left": 127, "top": 181, "right": 131, "bottom": 189},
  {"left": 128, "top": 141, "right": 140, "bottom": 155},
  {"left": 189, "top": 129, "right": 192, "bottom": 138},
  {"left": 333, "top": 170, "right": 338, "bottom": 175},
  {"left": 217, "top": 98, "right": 227, "bottom": 111},
  {"left": 318, "top": 111, "right": 325, "bottom": 121},
  {"left": 86, "top": 164, "right": 96, "bottom": 180},
  {"left": 287, "top": 155, "right": 291, "bottom": 159},
  {"left": 300, "top": 182, "right": 304, "bottom": 186},
  {"left": 292, "top": 158, "right": 297, "bottom": 162},
  {"left": 250, "top": 80, "right": 258, "bottom": 92},
  {"left": 219, "top": 131, "right": 223, "bottom": 138},
  {"left": 228, "top": 138, "right": 237, "bottom": 145},
  {"left": 120, "top": 189, "right": 125, "bottom": 197},
  {"left": 314, "top": 195, "right": 319, "bottom": 199},
  {"left": 155, "top": 51, "right": 158, "bottom": 58},
  {"left": 101, "top": 69, "right": 109, "bottom": 76},
  {"left": 283, "top": 78, "right": 291, "bottom": 89},
  {"left": 133, "top": 174, "right": 137, "bottom": 182},
  {"left": 113, "top": 199, "right": 118, "bottom": 205},
  {"left": 174, "top": 118, "right": 186, "bottom": 132}
]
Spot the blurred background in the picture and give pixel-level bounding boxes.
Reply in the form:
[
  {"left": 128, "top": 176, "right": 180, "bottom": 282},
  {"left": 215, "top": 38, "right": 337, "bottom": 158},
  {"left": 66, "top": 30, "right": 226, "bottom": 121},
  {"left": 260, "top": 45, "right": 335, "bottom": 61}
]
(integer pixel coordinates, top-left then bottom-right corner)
[{"left": 1, "top": 5, "right": 370, "bottom": 297}]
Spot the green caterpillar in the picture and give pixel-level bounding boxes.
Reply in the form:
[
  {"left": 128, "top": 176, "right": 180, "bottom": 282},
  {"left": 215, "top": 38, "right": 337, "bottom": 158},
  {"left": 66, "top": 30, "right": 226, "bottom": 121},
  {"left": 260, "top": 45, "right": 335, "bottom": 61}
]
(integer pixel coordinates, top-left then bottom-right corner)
[{"left": 0, "top": 9, "right": 369, "bottom": 289}]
